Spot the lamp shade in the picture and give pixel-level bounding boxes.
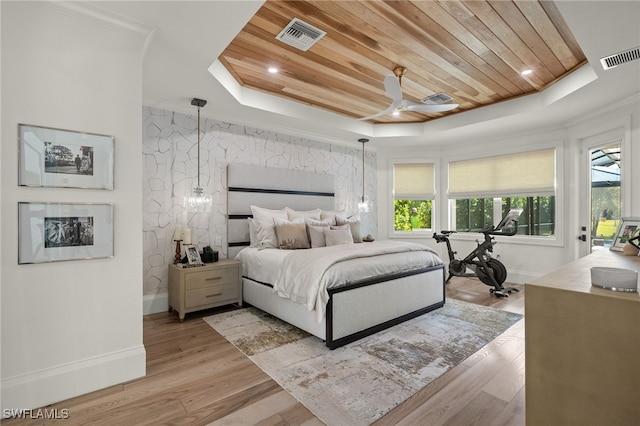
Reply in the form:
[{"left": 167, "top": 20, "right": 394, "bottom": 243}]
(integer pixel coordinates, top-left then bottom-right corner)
[{"left": 184, "top": 186, "right": 212, "bottom": 213}]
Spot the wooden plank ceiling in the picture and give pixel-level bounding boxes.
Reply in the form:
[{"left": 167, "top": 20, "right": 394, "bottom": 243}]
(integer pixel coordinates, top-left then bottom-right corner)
[{"left": 219, "top": 0, "right": 586, "bottom": 123}]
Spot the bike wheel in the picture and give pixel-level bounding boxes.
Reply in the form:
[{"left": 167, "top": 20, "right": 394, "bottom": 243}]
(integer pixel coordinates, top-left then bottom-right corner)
[{"left": 477, "top": 258, "right": 508, "bottom": 286}]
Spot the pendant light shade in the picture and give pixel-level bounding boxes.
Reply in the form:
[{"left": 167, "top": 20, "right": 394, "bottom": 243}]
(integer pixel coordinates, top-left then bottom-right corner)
[
  {"left": 358, "top": 138, "right": 369, "bottom": 213},
  {"left": 184, "top": 98, "right": 212, "bottom": 213}
]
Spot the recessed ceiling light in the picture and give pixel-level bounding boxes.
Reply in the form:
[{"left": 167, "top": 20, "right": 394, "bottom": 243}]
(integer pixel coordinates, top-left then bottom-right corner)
[
  {"left": 268, "top": 67, "right": 278, "bottom": 74},
  {"left": 392, "top": 110, "right": 400, "bottom": 116},
  {"left": 521, "top": 69, "right": 533, "bottom": 76}
]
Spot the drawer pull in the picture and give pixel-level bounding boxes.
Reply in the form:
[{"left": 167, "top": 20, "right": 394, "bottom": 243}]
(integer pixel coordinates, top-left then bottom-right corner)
[
  {"left": 206, "top": 277, "right": 222, "bottom": 281},
  {"left": 206, "top": 293, "right": 222, "bottom": 298}
]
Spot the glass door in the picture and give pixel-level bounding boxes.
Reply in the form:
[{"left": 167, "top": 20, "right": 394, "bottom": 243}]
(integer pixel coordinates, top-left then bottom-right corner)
[{"left": 585, "top": 142, "right": 622, "bottom": 254}]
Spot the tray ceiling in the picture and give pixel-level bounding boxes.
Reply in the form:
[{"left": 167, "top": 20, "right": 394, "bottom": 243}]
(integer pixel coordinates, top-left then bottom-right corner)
[{"left": 218, "top": 0, "right": 587, "bottom": 124}]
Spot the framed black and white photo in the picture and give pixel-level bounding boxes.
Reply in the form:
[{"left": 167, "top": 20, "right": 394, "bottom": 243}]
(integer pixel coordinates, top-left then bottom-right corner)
[
  {"left": 18, "top": 124, "right": 114, "bottom": 189},
  {"left": 610, "top": 217, "right": 640, "bottom": 252},
  {"left": 185, "top": 245, "right": 202, "bottom": 265},
  {"left": 18, "top": 202, "right": 114, "bottom": 264}
]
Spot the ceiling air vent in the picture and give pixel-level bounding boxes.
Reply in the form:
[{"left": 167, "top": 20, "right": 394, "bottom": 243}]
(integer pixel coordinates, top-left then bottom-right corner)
[
  {"left": 600, "top": 46, "right": 640, "bottom": 70},
  {"left": 421, "top": 92, "right": 454, "bottom": 105},
  {"left": 276, "top": 18, "right": 326, "bottom": 51}
]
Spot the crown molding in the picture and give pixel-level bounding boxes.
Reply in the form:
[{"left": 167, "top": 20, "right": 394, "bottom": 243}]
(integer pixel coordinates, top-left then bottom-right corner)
[{"left": 26, "top": 1, "right": 156, "bottom": 56}]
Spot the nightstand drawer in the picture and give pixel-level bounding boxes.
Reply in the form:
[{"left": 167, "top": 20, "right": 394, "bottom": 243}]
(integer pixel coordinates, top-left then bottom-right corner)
[
  {"left": 185, "top": 283, "right": 240, "bottom": 308},
  {"left": 185, "top": 267, "right": 238, "bottom": 291}
]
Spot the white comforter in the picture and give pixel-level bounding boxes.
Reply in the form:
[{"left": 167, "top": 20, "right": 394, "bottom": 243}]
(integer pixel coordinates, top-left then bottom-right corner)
[{"left": 236, "top": 240, "right": 442, "bottom": 322}]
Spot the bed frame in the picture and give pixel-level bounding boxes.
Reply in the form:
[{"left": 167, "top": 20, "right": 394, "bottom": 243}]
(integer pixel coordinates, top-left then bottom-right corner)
[{"left": 227, "top": 163, "right": 445, "bottom": 349}]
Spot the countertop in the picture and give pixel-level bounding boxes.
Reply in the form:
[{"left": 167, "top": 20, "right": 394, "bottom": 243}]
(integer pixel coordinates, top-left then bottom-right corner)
[{"left": 528, "top": 249, "right": 640, "bottom": 302}]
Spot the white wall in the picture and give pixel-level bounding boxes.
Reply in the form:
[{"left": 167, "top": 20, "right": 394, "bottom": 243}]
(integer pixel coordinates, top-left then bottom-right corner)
[
  {"left": 1, "top": 2, "right": 147, "bottom": 410},
  {"left": 142, "top": 107, "right": 377, "bottom": 313},
  {"left": 377, "top": 96, "right": 640, "bottom": 284}
]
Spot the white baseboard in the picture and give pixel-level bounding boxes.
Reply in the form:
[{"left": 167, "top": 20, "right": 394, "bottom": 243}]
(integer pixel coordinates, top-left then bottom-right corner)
[
  {"left": 143, "top": 292, "right": 168, "bottom": 315},
  {"left": 1, "top": 345, "right": 146, "bottom": 413}
]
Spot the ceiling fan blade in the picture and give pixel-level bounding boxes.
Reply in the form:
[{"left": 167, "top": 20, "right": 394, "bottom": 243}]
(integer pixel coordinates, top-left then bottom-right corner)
[
  {"left": 405, "top": 103, "right": 459, "bottom": 113},
  {"left": 357, "top": 106, "right": 395, "bottom": 121},
  {"left": 357, "top": 100, "right": 401, "bottom": 121},
  {"left": 383, "top": 74, "right": 403, "bottom": 103}
]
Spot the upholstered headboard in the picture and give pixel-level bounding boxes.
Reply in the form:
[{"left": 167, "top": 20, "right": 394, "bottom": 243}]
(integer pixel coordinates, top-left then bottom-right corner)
[{"left": 227, "top": 163, "right": 336, "bottom": 258}]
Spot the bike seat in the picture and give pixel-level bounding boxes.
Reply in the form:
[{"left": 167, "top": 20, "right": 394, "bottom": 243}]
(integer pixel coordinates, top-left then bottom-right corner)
[{"left": 440, "top": 230, "right": 457, "bottom": 235}]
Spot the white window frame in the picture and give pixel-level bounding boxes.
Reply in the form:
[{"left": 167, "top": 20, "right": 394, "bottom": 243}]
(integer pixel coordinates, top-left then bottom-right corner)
[
  {"left": 443, "top": 141, "right": 565, "bottom": 247},
  {"left": 389, "top": 158, "right": 439, "bottom": 239}
]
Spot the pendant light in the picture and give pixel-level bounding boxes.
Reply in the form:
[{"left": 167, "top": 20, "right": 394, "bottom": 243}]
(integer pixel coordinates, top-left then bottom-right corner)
[
  {"left": 358, "top": 138, "right": 369, "bottom": 213},
  {"left": 184, "top": 98, "right": 212, "bottom": 212}
]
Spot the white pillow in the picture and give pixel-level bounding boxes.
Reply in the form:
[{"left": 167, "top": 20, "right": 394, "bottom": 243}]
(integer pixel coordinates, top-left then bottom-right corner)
[
  {"left": 336, "top": 215, "right": 363, "bottom": 243},
  {"left": 252, "top": 219, "right": 279, "bottom": 250},
  {"left": 324, "top": 228, "right": 355, "bottom": 246},
  {"left": 248, "top": 218, "right": 257, "bottom": 247},
  {"left": 320, "top": 210, "right": 346, "bottom": 226},
  {"left": 330, "top": 224, "right": 349, "bottom": 230},
  {"left": 273, "top": 217, "right": 310, "bottom": 249},
  {"left": 250, "top": 205, "right": 287, "bottom": 222},
  {"left": 305, "top": 217, "right": 333, "bottom": 226},
  {"left": 285, "top": 207, "right": 321, "bottom": 221}
]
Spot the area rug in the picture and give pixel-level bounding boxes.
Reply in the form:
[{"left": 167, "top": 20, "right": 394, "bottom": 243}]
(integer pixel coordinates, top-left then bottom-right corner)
[{"left": 203, "top": 299, "right": 522, "bottom": 426}]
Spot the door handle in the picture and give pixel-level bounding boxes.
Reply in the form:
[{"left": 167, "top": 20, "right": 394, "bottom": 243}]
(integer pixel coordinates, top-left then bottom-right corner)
[{"left": 578, "top": 235, "right": 586, "bottom": 241}]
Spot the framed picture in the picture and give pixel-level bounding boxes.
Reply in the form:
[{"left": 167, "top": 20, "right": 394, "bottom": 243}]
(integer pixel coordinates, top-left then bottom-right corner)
[
  {"left": 18, "top": 202, "right": 114, "bottom": 264},
  {"left": 18, "top": 123, "right": 114, "bottom": 189},
  {"left": 185, "top": 245, "right": 203, "bottom": 265},
  {"left": 610, "top": 217, "right": 640, "bottom": 252}
]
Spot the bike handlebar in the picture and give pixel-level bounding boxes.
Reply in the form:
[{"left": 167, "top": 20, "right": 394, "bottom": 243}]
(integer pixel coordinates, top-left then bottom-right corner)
[{"left": 434, "top": 221, "right": 519, "bottom": 239}]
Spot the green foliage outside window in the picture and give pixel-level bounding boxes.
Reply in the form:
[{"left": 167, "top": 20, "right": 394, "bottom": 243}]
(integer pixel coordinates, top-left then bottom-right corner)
[
  {"left": 394, "top": 199, "right": 432, "bottom": 231},
  {"left": 591, "top": 186, "right": 621, "bottom": 241},
  {"left": 455, "top": 196, "right": 555, "bottom": 236}
]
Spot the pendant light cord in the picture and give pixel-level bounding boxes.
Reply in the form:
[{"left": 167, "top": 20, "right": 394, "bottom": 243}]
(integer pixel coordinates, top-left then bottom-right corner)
[
  {"left": 197, "top": 105, "right": 201, "bottom": 188},
  {"left": 361, "top": 141, "right": 365, "bottom": 202},
  {"left": 358, "top": 138, "right": 369, "bottom": 203}
]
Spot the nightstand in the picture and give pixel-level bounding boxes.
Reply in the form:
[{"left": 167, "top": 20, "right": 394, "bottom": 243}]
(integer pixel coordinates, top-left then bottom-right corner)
[{"left": 168, "top": 259, "right": 242, "bottom": 322}]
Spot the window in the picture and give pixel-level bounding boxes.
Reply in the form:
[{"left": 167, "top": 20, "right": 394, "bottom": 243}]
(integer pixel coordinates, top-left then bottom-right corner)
[
  {"left": 393, "top": 162, "right": 435, "bottom": 232},
  {"left": 448, "top": 149, "right": 556, "bottom": 236},
  {"left": 452, "top": 196, "right": 555, "bottom": 236}
]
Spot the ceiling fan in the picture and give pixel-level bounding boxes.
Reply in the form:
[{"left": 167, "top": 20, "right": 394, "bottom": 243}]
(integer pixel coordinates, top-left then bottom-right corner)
[{"left": 358, "top": 66, "right": 459, "bottom": 121}]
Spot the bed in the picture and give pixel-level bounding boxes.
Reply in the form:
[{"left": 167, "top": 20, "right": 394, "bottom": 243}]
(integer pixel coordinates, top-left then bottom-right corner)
[{"left": 227, "top": 163, "right": 445, "bottom": 349}]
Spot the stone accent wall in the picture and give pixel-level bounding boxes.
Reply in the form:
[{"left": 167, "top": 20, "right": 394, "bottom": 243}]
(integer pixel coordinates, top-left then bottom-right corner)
[{"left": 142, "top": 106, "right": 377, "bottom": 296}]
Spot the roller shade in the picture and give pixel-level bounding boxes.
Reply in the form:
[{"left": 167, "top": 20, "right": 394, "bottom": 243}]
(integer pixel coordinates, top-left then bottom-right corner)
[
  {"left": 394, "top": 163, "right": 434, "bottom": 199},
  {"left": 448, "top": 148, "right": 555, "bottom": 197}
]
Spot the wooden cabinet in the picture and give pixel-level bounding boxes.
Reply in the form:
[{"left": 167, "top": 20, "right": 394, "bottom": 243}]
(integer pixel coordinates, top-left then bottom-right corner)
[
  {"left": 168, "top": 260, "right": 242, "bottom": 322},
  {"left": 525, "top": 250, "right": 640, "bottom": 426}
]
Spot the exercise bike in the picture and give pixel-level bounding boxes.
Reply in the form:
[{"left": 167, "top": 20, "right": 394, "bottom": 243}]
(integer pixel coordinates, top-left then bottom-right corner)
[{"left": 433, "top": 208, "right": 523, "bottom": 297}]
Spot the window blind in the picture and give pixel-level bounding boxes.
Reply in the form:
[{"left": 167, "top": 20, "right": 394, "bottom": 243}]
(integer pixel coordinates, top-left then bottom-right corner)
[
  {"left": 394, "top": 163, "right": 434, "bottom": 199},
  {"left": 448, "top": 148, "right": 555, "bottom": 197}
]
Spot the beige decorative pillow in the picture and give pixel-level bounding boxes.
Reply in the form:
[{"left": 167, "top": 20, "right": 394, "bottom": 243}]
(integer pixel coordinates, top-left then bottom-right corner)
[
  {"left": 324, "top": 228, "right": 354, "bottom": 246},
  {"left": 285, "top": 207, "right": 321, "bottom": 221},
  {"left": 250, "top": 205, "right": 287, "bottom": 222},
  {"left": 273, "top": 217, "right": 310, "bottom": 249},
  {"left": 336, "top": 215, "right": 362, "bottom": 243},
  {"left": 304, "top": 218, "right": 333, "bottom": 248},
  {"left": 307, "top": 224, "right": 330, "bottom": 248}
]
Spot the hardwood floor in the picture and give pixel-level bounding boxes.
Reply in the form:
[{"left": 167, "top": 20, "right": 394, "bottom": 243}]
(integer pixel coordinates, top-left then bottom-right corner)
[{"left": 4, "top": 277, "right": 525, "bottom": 426}]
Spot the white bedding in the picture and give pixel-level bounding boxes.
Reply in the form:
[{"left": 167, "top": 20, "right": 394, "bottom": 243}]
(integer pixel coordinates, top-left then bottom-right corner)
[{"left": 235, "top": 240, "right": 443, "bottom": 322}]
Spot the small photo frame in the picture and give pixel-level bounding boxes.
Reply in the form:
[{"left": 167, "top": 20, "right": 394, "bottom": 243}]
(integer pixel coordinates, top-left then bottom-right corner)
[
  {"left": 610, "top": 217, "right": 640, "bottom": 252},
  {"left": 18, "top": 202, "right": 114, "bottom": 264},
  {"left": 185, "top": 245, "right": 203, "bottom": 265},
  {"left": 18, "top": 123, "right": 114, "bottom": 189}
]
